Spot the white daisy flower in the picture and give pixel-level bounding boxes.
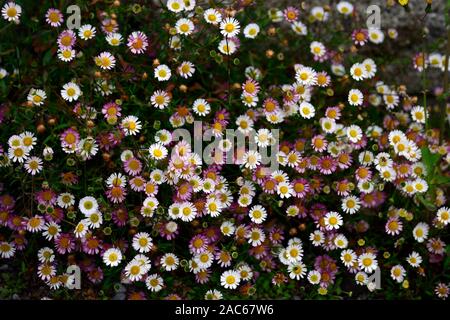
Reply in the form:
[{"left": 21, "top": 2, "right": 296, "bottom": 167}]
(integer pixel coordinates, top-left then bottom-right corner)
[
  {"left": 106, "top": 172, "right": 127, "bottom": 188},
  {"left": 24, "top": 156, "right": 43, "bottom": 175},
  {"left": 103, "top": 248, "right": 123, "bottom": 267},
  {"left": 254, "top": 128, "right": 273, "bottom": 148},
  {"left": 383, "top": 92, "right": 399, "bottom": 109},
  {"left": 368, "top": 28, "right": 384, "bottom": 44},
  {"left": 150, "top": 90, "right": 171, "bottom": 109},
  {"left": 77, "top": 137, "right": 98, "bottom": 160},
  {"left": 132, "top": 232, "right": 153, "bottom": 253},
  {"left": 246, "top": 227, "right": 265, "bottom": 247},
  {"left": 61, "top": 82, "right": 81, "bottom": 102},
  {"left": 358, "top": 252, "right": 378, "bottom": 273},
  {"left": 295, "top": 66, "right": 317, "bottom": 86},
  {"left": 205, "top": 289, "right": 223, "bottom": 300},
  {"left": 85, "top": 211, "right": 103, "bottom": 229},
  {"left": 220, "top": 270, "right": 241, "bottom": 289},
  {"left": 336, "top": 1, "right": 354, "bottom": 15},
  {"left": 38, "top": 263, "right": 56, "bottom": 281},
  {"left": 277, "top": 181, "right": 293, "bottom": 198},
  {"left": 27, "top": 89, "right": 47, "bottom": 106},
  {"left": 38, "top": 247, "right": 55, "bottom": 264},
  {"left": 167, "top": 0, "right": 184, "bottom": 13},
  {"left": 220, "top": 17, "right": 240, "bottom": 38},
  {"left": 334, "top": 234, "right": 348, "bottom": 249},
  {"left": 243, "top": 23, "right": 260, "bottom": 39},
  {"left": 285, "top": 244, "right": 303, "bottom": 263},
  {"left": 341, "top": 249, "right": 357, "bottom": 267},
  {"left": 175, "top": 18, "right": 194, "bottom": 35},
  {"left": 179, "top": 201, "right": 197, "bottom": 222},
  {"left": 148, "top": 143, "right": 168, "bottom": 160},
  {"left": 169, "top": 35, "right": 182, "bottom": 50},
  {"left": 411, "top": 106, "right": 426, "bottom": 124},
  {"left": 299, "top": 101, "right": 315, "bottom": 119},
  {"left": 125, "top": 260, "right": 145, "bottom": 282},
  {"left": 0, "top": 68, "right": 8, "bottom": 79},
  {"left": 106, "top": 32, "right": 123, "bottom": 46},
  {"left": 94, "top": 51, "right": 116, "bottom": 70},
  {"left": 154, "top": 64, "right": 171, "bottom": 81},
  {"left": 0, "top": 241, "right": 15, "bottom": 258},
  {"left": 161, "top": 253, "right": 179, "bottom": 271},
  {"left": 437, "top": 207, "right": 450, "bottom": 225},
  {"left": 8, "top": 146, "right": 29, "bottom": 163},
  {"left": 242, "top": 150, "right": 261, "bottom": 169},
  {"left": 307, "top": 270, "right": 321, "bottom": 284},
  {"left": 320, "top": 117, "right": 336, "bottom": 134},
  {"left": 2, "top": 2, "right": 21, "bottom": 22},
  {"left": 78, "top": 24, "right": 96, "bottom": 40},
  {"left": 220, "top": 221, "right": 235, "bottom": 236},
  {"left": 310, "top": 41, "right": 326, "bottom": 57},
  {"left": 248, "top": 205, "right": 267, "bottom": 224},
  {"left": 390, "top": 265, "right": 406, "bottom": 283},
  {"left": 324, "top": 211, "right": 343, "bottom": 230},
  {"left": 146, "top": 274, "right": 164, "bottom": 292},
  {"left": 206, "top": 198, "right": 223, "bottom": 217},
  {"left": 350, "top": 63, "right": 367, "bottom": 81},
  {"left": 58, "top": 48, "right": 76, "bottom": 62},
  {"left": 291, "top": 21, "right": 307, "bottom": 35},
  {"left": 413, "top": 178, "right": 428, "bottom": 193},
  {"left": 57, "top": 193, "right": 75, "bottom": 209},
  {"left": 362, "top": 58, "right": 377, "bottom": 78},
  {"left": 78, "top": 196, "right": 98, "bottom": 215},
  {"left": 155, "top": 130, "right": 172, "bottom": 146},
  {"left": 204, "top": 8, "right": 222, "bottom": 25},
  {"left": 194, "top": 250, "right": 214, "bottom": 269},
  {"left": 241, "top": 93, "right": 259, "bottom": 107},
  {"left": 218, "top": 38, "right": 237, "bottom": 55},
  {"left": 346, "top": 125, "right": 363, "bottom": 143},
  {"left": 42, "top": 222, "right": 61, "bottom": 240},
  {"left": 192, "top": 98, "right": 211, "bottom": 116},
  {"left": 121, "top": 115, "right": 142, "bottom": 136},
  {"left": 331, "top": 63, "right": 346, "bottom": 76},
  {"left": 341, "top": 195, "right": 361, "bottom": 214},
  {"left": 178, "top": 61, "right": 195, "bottom": 78},
  {"left": 311, "top": 6, "right": 328, "bottom": 21},
  {"left": 355, "top": 272, "right": 368, "bottom": 285},
  {"left": 74, "top": 220, "right": 88, "bottom": 238},
  {"left": 380, "top": 167, "right": 397, "bottom": 182},
  {"left": 348, "top": 89, "right": 363, "bottom": 106},
  {"left": 310, "top": 230, "right": 325, "bottom": 246},
  {"left": 413, "top": 222, "right": 430, "bottom": 242},
  {"left": 288, "top": 262, "right": 307, "bottom": 280}
]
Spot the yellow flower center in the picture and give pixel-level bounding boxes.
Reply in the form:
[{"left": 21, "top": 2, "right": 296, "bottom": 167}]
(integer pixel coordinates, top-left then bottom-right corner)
[{"left": 7, "top": 7, "right": 17, "bottom": 17}]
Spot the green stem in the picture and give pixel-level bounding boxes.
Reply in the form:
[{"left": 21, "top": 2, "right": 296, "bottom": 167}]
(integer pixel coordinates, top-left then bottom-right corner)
[
  {"left": 440, "top": 28, "right": 450, "bottom": 144},
  {"left": 421, "top": 33, "right": 429, "bottom": 133}
]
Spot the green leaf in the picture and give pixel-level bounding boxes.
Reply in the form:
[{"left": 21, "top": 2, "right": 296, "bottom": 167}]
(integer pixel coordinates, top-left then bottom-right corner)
[
  {"left": 421, "top": 147, "right": 440, "bottom": 180},
  {"left": 416, "top": 194, "right": 436, "bottom": 210},
  {"left": 433, "top": 174, "right": 450, "bottom": 185},
  {"left": 43, "top": 50, "right": 53, "bottom": 66}
]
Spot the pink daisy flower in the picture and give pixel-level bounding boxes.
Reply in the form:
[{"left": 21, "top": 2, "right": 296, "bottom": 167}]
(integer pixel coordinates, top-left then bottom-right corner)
[
  {"left": 352, "top": 29, "right": 369, "bottom": 46},
  {"left": 292, "top": 178, "right": 310, "bottom": 198},
  {"left": 127, "top": 31, "right": 148, "bottom": 54},
  {"left": 124, "top": 157, "right": 142, "bottom": 176},
  {"left": 102, "top": 101, "right": 121, "bottom": 119},
  {"left": 283, "top": 6, "right": 299, "bottom": 22},
  {"left": 318, "top": 156, "right": 337, "bottom": 175},
  {"left": 55, "top": 233, "right": 76, "bottom": 254},
  {"left": 57, "top": 29, "right": 76, "bottom": 49},
  {"left": 45, "top": 8, "right": 64, "bottom": 27}
]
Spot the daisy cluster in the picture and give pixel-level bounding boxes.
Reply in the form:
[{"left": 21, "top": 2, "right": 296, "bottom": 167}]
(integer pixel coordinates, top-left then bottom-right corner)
[{"left": 0, "top": 0, "right": 449, "bottom": 300}]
